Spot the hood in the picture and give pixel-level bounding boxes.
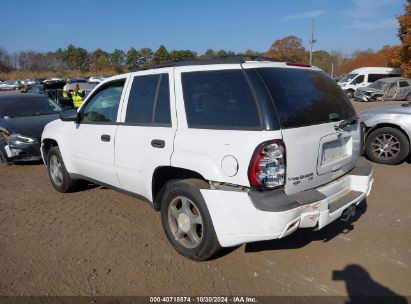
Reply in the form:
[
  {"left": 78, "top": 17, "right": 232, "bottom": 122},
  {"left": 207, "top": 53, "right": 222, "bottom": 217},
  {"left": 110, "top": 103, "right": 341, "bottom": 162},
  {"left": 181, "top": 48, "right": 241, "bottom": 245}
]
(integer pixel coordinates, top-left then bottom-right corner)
[
  {"left": 357, "top": 87, "right": 383, "bottom": 94},
  {"left": 359, "top": 104, "right": 411, "bottom": 116},
  {"left": 0, "top": 114, "right": 59, "bottom": 140}
]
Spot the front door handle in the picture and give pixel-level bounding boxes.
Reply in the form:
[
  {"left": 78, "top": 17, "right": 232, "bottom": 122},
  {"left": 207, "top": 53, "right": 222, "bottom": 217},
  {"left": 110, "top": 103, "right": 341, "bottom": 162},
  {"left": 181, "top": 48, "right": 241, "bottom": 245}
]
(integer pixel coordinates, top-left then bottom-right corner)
[
  {"left": 151, "top": 139, "right": 165, "bottom": 148},
  {"left": 101, "top": 134, "right": 111, "bottom": 142}
]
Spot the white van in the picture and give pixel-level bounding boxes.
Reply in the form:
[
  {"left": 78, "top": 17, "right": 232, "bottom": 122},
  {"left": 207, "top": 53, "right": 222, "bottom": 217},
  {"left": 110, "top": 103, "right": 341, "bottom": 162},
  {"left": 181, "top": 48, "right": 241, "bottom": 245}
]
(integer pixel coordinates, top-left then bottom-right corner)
[{"left": 338, "top": 67, "right": 401, "bottom": 98}]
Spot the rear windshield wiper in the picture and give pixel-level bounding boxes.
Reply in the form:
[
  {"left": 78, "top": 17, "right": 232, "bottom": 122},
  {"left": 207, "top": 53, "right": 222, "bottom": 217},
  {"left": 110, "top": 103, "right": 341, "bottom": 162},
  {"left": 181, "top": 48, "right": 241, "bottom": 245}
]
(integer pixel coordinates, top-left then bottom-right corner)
[{"left": 333, "top": 114, "right": 358, "bottom": 131}]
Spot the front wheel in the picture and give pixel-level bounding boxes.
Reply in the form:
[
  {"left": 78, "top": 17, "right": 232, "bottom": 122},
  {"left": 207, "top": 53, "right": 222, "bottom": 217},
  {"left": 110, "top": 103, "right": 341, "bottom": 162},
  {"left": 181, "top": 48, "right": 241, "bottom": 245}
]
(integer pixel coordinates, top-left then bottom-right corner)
[
  {"left": 0, "top": 147, "right": 9, "bottom": 166},
  {"left": 161, "top": 179, "right": 221, "bottom": 261},
  {"left": 47, "top": 146, "right": 78, "bottom": 192},
  {"left": 365, "top": 127, "right": 410, "bottom": 165},
  {"left": 346, "top": 90, "right": 354, "bottom": 99}
]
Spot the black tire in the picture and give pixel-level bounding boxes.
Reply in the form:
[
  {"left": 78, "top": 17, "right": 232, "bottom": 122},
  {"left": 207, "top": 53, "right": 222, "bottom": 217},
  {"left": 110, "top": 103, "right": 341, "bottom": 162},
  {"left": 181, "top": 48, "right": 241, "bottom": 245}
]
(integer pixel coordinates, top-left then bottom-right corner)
[
  {"left": 346, "top": 90, "right": 354, "bottom": 99},
  {"left": 160, "top": 179, "right": 221, "bottom": 261},
  {"left": 47, "top": 146, "right": 78, "bottom": 192},
  {"left": 406, "top": 93, "right": 411, "bottom": 102},
  {"left": 0, "top": 147, "right": 9, "bottom": 166},
  {"left": 365, "top": 127, "right": 410, "bottom": 165}
]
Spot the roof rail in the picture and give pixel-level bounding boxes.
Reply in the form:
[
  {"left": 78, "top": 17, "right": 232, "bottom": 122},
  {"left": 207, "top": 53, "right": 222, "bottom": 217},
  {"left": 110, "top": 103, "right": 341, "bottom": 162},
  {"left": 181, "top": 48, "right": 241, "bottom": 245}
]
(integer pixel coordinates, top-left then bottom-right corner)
[
  {"left": 133, "top": 55, "right": 282, "bottom": 72},
  {"left": 211, "top": 54, "right": 283, "bottom": 63}
]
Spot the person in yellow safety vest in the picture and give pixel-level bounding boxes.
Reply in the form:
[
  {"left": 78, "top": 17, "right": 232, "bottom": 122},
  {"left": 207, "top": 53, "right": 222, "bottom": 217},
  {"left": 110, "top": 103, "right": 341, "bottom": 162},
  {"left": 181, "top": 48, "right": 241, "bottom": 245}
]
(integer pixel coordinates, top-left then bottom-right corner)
[
  {"left": 62, "top": 79, "right": 71, "bottom": 98},
  {"left": 71, "top": 84, "right": 85, "bottom": 108}
]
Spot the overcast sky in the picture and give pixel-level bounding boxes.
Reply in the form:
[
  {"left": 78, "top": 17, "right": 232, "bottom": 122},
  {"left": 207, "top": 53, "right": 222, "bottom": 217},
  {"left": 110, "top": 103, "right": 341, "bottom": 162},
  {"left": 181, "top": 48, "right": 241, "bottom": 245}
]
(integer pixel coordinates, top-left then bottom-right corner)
[{"left": 0, "top": 0, "right": 406, "bottom": 55}]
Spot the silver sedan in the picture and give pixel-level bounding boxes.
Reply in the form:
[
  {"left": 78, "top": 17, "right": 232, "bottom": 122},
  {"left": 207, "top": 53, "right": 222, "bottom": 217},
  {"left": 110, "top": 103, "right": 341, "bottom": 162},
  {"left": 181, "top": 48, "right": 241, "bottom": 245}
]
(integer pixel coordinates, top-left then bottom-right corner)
[{"left": 359, "top": 102, "right": 411, "bottom": 164}]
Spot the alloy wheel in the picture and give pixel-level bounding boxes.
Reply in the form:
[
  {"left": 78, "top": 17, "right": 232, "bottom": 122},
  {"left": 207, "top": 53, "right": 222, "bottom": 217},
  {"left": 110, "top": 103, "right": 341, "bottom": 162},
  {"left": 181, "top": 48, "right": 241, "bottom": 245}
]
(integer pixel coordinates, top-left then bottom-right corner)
[
  {"left": 49, "top": 155, "right": 64, "bottom": 186},
  {"left": 168, "top": 196, "right": 203, "bottom": 249},
  {"left": 370, "top": 133, "right": 401, "bottom": 161}
]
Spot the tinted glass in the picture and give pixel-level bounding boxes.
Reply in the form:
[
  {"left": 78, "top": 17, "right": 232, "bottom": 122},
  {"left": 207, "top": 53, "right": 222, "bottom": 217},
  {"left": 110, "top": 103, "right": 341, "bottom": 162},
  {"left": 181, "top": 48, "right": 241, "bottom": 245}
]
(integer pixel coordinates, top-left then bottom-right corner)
[
  {"left": 126, "top": 75, "right": 159, "bottom": 124},
  {"left": 182, "top": 70, "right": 260, "bottom": 129},
  {"left": 153, "top": 75, "right": 171, "bottom": 124},
  {"left": 0, "top": 96, "right": 61, "bottom": 118},
  {"left": 352, "top": 75, "right": 364, "bottom": 84},
  {"left": 368, "top": 74, "right": 387, "bottom": 83},
  {"left": 256, "top": 68, "right": 356, "bottom": 129},
  {"left": 399, "top": 81, "right": 409, "bottom": 87},
  {"left": 82, "top": 80, "right": 124, "bottom": 123}
]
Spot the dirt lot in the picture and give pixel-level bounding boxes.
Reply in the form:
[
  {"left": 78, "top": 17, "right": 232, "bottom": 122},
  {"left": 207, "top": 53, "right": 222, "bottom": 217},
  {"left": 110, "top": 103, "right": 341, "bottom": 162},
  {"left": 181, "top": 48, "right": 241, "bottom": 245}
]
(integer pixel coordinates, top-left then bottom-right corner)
[{"left": 0, "top": 93, "right": 410, "bottom": 298}]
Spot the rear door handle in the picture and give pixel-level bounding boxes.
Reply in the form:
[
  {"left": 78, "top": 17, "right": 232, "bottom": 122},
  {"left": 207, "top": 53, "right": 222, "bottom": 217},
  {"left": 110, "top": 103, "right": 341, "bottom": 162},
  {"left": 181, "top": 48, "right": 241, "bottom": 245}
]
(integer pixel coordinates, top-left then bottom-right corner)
[
  {"left": 101, "top": 134, "right": 111, "bottom": 142},
  {"left": 151, "top": 139, "right": 165, "bottom": 148}
]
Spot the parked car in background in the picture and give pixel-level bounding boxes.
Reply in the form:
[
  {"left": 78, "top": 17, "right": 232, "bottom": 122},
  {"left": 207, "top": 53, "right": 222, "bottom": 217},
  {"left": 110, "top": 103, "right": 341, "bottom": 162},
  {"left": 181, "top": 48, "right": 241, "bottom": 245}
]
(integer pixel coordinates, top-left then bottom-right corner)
[
  {"left": 338, "top": 67, "right": 402, "bottom": 98},
  {"left": 355, "top": 77, "right": 411, "bottom": 102},
  {"left": 88, "top": 76, "right": 105, "bottom": 83},
  {"left": 66, "top": 78, "right": 88, "bottom": 83},
  {"left": 360, "top": 102, "right": 411, "bottom": 165},
  {"left": 22, "top": 84, "right": 46, "bottom": 95},
  {"left": 0, "top": 94, "right": 61, "bottom": 165},
  {"left": 0, "top": 81, "right": 19, "bottom": 91}
]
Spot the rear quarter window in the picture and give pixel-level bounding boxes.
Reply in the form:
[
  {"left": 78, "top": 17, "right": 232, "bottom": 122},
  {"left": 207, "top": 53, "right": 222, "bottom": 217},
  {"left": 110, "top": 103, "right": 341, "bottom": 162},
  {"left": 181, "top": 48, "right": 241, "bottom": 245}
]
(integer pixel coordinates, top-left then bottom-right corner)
[{"left": 181, "top": 70, "right": 261, "bottom": 130}]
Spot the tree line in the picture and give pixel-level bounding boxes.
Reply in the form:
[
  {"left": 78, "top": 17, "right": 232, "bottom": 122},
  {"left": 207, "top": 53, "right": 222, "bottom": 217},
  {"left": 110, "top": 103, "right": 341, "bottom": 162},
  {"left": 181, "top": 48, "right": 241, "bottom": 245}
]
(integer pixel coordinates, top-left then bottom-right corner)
[
  {"left": 0, "top": 45, "right": 241, "bottom": 76},
  {"left": 1, "top": 0, "right": 409, "bottom": 78}
]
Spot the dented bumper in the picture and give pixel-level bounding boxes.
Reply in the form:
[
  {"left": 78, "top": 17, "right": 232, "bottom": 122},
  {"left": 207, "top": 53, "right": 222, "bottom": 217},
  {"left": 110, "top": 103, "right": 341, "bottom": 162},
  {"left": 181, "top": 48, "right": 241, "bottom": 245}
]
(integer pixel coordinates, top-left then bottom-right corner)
[{"left": 201, "top": 158, "right": 373, "bottom": 247}]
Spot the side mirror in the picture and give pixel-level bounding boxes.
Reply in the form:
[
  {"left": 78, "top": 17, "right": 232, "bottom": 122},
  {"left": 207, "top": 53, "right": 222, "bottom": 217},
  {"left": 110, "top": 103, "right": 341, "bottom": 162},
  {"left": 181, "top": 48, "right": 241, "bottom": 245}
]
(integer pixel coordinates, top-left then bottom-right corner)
[{"left": 59, "top": 108, "right": 79, "bottom": 122}]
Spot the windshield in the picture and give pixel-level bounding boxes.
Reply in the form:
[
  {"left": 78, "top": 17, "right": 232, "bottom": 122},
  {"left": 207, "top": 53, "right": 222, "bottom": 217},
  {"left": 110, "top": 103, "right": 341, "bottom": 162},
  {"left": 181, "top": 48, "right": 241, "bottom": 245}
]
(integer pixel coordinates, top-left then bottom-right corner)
[
  {"left": 339, "top": 73, "right": 358, "bottom": 83},
  {"left": 368, "top": 80, "right": 385, "bottom": 90},
  {"left": 0, "top": 97, "right": 61, "bottom": 118},
  {"left": 256, "top": 68, "right": 355, "bottom": 129}
]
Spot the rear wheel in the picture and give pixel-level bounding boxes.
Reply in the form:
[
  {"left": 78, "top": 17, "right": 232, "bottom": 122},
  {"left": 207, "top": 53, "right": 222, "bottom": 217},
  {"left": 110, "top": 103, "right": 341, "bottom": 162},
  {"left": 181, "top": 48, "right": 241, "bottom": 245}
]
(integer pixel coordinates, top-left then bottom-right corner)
[
  {"left": 161, "top": 179, "right": 221, "bottom": 261},
  {"left": 47, "top": 146, "right": 78, "bottom": 192},
  {"left": 406, "top": 93, "right": 411, "bottom": 102},
  {"left": 365, "top": 127, "right": 410, "bottom": 165}
]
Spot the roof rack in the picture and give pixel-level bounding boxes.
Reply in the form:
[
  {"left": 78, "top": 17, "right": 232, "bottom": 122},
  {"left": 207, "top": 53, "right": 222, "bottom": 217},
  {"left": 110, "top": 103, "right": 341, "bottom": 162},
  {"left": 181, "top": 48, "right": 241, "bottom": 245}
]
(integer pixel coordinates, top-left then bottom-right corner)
[{"left": 133, "top": 55, "right": 282, "bottom": 72}]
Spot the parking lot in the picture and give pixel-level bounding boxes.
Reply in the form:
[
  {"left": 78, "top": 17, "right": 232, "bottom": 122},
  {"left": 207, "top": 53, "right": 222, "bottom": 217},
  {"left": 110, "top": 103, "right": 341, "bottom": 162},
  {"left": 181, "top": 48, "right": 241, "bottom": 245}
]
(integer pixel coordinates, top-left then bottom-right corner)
[{"left": 0, "top": 91, "right": 410, "bottom": 298}]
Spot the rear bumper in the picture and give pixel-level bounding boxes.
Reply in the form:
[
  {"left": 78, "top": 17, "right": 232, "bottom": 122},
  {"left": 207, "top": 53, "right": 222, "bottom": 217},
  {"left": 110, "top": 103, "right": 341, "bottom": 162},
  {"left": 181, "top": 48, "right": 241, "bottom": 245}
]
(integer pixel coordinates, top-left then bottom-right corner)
[{"left": 201, "top": 158, "right": 373, "bottom": 247}]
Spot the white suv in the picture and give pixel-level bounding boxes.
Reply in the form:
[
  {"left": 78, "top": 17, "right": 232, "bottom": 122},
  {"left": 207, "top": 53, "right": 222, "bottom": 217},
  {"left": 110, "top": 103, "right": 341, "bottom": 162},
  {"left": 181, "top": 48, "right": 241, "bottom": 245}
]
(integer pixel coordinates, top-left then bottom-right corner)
[{"left": 41, "top": 57, "right": 374, "bottom": 260}]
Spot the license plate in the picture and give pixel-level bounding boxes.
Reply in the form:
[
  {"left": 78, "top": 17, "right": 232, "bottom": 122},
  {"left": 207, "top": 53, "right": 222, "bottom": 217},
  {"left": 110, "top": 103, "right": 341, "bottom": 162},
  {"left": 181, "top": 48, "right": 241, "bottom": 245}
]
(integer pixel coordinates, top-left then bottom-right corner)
[{"left": 322, "top": 138, "right": 350, "bottom": 164}]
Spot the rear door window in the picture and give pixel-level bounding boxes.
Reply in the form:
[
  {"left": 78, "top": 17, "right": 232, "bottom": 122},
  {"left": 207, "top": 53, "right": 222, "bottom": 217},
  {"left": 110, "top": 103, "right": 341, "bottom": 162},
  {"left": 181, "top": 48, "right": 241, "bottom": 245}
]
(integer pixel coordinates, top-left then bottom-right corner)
[
  {"left": 125, "top": 73, "right": 171, "bottom": 126},
  {"left": 255, "top": 68, "right": 355, "bottom": 129},
  {"left": 181, "top": 70, "right": 261, "bottom": 129}
]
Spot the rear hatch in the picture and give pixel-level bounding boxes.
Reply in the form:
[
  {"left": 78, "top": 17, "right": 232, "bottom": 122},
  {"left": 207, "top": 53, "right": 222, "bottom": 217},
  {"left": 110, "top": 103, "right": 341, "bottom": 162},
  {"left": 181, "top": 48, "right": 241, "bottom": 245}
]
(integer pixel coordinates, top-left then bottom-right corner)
[{"left": 254, "top": 66, "right": 361, "bottom": 195}]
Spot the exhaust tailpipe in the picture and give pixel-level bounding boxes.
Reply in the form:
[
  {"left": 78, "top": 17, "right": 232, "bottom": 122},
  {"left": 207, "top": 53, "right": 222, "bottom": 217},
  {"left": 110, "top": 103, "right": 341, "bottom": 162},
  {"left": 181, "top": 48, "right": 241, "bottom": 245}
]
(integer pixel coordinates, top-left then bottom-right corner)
[{"left": 340, "top": 205, "right": 356, "bottom": 222}]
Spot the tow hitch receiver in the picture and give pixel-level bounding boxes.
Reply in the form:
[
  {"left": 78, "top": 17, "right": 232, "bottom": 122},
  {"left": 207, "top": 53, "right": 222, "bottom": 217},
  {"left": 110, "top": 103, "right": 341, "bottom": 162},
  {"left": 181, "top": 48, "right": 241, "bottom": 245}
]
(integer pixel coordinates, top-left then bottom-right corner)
[{"left": 340, "top": 205, "right": 356, "bottom": 222}]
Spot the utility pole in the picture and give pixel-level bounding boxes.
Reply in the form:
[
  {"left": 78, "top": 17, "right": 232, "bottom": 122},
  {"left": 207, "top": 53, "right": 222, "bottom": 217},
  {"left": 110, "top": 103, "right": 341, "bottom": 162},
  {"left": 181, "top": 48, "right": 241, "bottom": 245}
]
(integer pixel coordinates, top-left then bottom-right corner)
[{"left": 309, "top": 17, "right": 317, "bottom": 66}]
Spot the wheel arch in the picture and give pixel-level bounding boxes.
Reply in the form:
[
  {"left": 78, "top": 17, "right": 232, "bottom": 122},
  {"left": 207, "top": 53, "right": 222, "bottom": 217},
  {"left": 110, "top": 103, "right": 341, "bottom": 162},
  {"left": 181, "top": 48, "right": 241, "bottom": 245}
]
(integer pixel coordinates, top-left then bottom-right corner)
[
  {"left": 365, "top": 123, "right": 411, "bottom": 147},
  {"left": 151, "top": 166, "right": 207, "bottom": 210},
  {"left": 41, "top": 138, "right": 59, "bottom": 165}
]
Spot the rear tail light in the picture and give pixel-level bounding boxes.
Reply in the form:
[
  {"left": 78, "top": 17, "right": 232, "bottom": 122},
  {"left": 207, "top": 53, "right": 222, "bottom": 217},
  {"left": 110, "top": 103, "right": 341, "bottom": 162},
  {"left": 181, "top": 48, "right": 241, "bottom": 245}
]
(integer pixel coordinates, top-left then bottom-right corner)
[{"left": 248, "top": 140, "right": 286, "bottom": 189}]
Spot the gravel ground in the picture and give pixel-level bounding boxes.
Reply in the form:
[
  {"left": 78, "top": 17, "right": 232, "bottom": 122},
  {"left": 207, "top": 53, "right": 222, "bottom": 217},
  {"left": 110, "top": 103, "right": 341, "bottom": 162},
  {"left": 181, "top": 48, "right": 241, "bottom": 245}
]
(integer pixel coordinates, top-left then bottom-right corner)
[{"left": 0, "top": 91, "right": 410, "bottom": 299}]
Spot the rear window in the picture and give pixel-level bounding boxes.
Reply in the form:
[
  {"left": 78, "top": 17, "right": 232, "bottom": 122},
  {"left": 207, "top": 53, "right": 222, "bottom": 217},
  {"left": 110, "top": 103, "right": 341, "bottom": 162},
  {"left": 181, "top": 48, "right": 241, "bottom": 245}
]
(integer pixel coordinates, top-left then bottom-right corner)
[
  {"left": 256, "top": 68, "right": 355, "bottom": 129},
  {"left": 181, "top": 70, "right": 261, "bottom": 129}
]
